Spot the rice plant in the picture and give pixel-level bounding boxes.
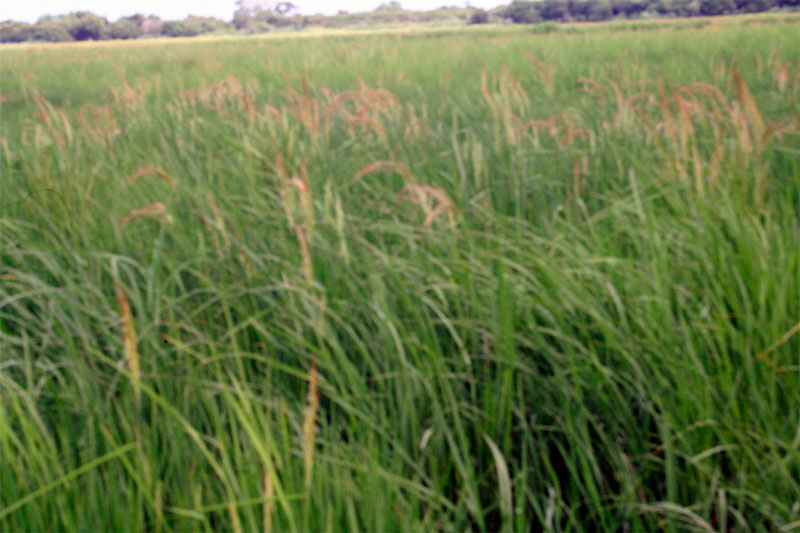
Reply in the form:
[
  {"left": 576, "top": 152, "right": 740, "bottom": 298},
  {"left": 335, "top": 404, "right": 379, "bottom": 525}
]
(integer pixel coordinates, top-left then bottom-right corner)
[{"left": 1, "top": 20, "right": 799, "bottom": 531}]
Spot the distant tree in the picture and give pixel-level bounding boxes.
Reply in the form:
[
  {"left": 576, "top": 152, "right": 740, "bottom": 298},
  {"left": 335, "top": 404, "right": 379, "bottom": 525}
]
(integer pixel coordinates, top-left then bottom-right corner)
[
  {"left": 611, "top": 0, "right": 649, "bottom": 16},
  {"left": 469, "top": 8, "right": 490, "bottom": 23},
  {"left": 735, "top": 0, "right": 771, "bottom": 11},
  {"left": 539, "top": 0, "right": 570, "bottom": 20},
  {"left": 0, "top": 21, "right": 33, "bottom": 42},
  {"left": 160, "top": 19, "right": 203, "bottom": 37},
  {"left": 699, "top": 0, "right": 736, "bottom": 14},
  {"left": 63, "top": 11, "right": 109, "bottom": 40},
  {"left": 6, "top": 0, "right": 794, "bottom": 44},
  {"left": 586, "top": 0, "right": 614, "bottom": 19},
  {"left": 0, "top": 21, "right": 34, "bottom": 42},
  {"left": 502, "top": 1, "right": 543, "bottom": 23},
  {"left": 110, "top": 19, "right": 143, "bottom": 39},
  {"left": 655, "top": 0, "right": 700, "bottom": 16},
  {"left": 120, "top": 14, "right": 145, "bottom": 27},
  {"left": 184, "top": 15, "right": 230, "bottom": 33},
  {"left": 375, "top": 1, "right": 403, "bottom": 11},
  {"left": 31, "top": 20, "right": 73, "bottom": 41},
  {"left": 566, "top": 0, "right": 588, "bottom": 19},
  {"left": 232, "top": 10, "right": 252, "bottom": 30},
  {"left": 233, "top": 1, "right": 295, "bottom": 32},
  {"left": 565, "top": 0, "right": 587, "bottom": 18},
  {"left": 141, "top": 16, "right": 163, "bottom": 35}
]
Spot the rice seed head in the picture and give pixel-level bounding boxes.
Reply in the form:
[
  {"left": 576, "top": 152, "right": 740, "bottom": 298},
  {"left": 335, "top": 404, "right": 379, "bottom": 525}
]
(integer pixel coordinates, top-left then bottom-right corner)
[
  {"left": 480, "top": 67, "right": 495, "bottom": 114},
  {"left": 115, "top": 281, "right": 140, "bottom": 402},
  {"left": 191, "top": 204, "right": 223, "bottom": 257},
  {"left": 275, "top": 149, "right": 299, "bottom": 230},
  {"left": 730, "top": 103, "right": 753, "bottom": 153},
  {"left": 759, "top": 119, "right": 798, "bottom": 152},
  {"left": 302, "top": 360, "right": 319, "bottom": 489},
  {"left": 0, "top": 136, "right": 10, "bottom": 161},
  {"left": 111, "top": 76, "right": 151, "bottom": 111},
  {"left": 205, "top": 190, "right": 230, "bottom": 252},
  {"left": 294, "top": 223, "right": 314, "bottom": 285},
  {"left": 121, "top": 202, "right": 173, "bottom": 228},
  {"left": 708, "top": 116, "right": 723, "bottom": 186},
  {"left": 334, "top": 194, "right": 349, "bottom": 264},
  {"left": 672, "top": 93, "right": 704, "bottom": 194},
  {"left": 290, "top": 165, "right": 314, "bottom": 241},
  {"left": 33, "top": 95, "right": 72, "bottom": 150},
  {"left": 774, "top": 63, "right": 789, "bottom": 94},
  {"left": 127, "top": 166, "right": 177, "bottom": 189},
  {"left": 657, "top": 78, "right": 678, "bottom": 145},
  {"left": 282, "top": 71, "right": 321, "bottom": 138},
  {"left": 78, "top": 104, "right": 120, "bottom": 147},
  {"left": 399, "top": 184, "right": 458, "bottom": 230},
  {"left": 351, "top": 160, "right": 417, "bottom": 185},
  {"left": 228, "top": 223, "right": 254, "bottom": 280},
  {"left": 577, "top": 77, "right": 604, "bottom": 101},
  {"left": 733, "top": 69, "right": 764, "bottom": 145}
]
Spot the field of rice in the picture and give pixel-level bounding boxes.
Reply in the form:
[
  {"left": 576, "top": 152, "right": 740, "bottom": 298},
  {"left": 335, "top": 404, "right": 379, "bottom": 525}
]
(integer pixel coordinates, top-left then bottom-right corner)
[{"left": 1, "top": 18, "right": 799, "bottom": 531}]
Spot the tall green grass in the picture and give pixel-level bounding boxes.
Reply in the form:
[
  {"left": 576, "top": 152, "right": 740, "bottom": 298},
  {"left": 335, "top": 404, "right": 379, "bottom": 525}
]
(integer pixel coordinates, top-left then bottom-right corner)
[{"left": 1, "top": 22, "right": 799, "bottom": 531}]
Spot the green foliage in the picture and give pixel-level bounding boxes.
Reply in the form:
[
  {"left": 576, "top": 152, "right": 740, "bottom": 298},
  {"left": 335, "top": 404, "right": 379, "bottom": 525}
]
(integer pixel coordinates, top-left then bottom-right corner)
[
  {"left": 540, "top": 0, "right": 571, "bottom": 20},
  {"left": 232, "top": 9, "right": 251, "bottom": 30},
  {"left": 611, "top": 0, "right": 650, "bottom": 16},
  {"left": 0, "top": 21, "right": 34, "bottom": 43},
  {"left": 655, "top": 0, "right": 702, "bottom": 16},
  {"left": 62, "top": 11, "right": 109, "bottom": 41},
  {"left": 530, "top": 20, "right": 560, "bottom": 32},
  {"left": 0, "top": 19, "right": 73, "bottom": 43},
  {"left": 30, "top": 21, "right": 73, "bottom": 42},
  {"left": 588, "top": 0, "right": 615, "bottom": 19},
  {"left": 231, "top": 7, "right": 305, "bottom": 33},
  {"left": 565, "top": 0, "right": 616, "bottom": 20},
  {"left": 469, "top": 9, "right": 490, "bottom": 24},
  {"left": 121, "top": 13, "right": 145, "bottom": 26},
  {"left": 501, "top": 1, "right": 544, "bottom": 23},
  {"left": 160, "top": 19, "right": 203, "bottom": 37},
  {"left": 700, "top": 0, "right": 738, "bottom": 14},
  {"left": 493, "top": 0, "right": 795, "bottom": 24},
  {"left": 736, "top": 0, "right": 773, "bottom": 11},
  {"left": 183, "top": 15, "right": 232, "bottom": 33},
  {"left": 109, "top": 19, "right": 142, "bottom": 40}
]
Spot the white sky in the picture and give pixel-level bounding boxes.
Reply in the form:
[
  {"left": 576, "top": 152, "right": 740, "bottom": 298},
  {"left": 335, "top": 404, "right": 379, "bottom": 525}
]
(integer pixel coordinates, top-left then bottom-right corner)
[{"left": 1, "top": 1, "right": 505, "bottom": 23}]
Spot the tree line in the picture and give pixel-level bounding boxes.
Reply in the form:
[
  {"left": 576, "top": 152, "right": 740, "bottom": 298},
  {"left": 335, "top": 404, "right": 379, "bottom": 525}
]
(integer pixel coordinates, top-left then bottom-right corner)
[
  {"left": 494, "top": 0, "right": 798, "bottom": 23},
  {"left": 1, "top": 0, "right": 798, "bottom": 44},
  {"left": 0, "top": 12, "right": 233, "bottom": 43}
]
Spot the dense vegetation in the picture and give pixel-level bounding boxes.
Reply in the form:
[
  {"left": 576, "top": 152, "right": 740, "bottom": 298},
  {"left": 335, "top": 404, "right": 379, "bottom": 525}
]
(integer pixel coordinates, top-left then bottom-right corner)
[
  {"left": 2, "top": 0, "right": 799, "bottom": 43},
  {"left": 500, "top": 0, "right": 799, "bottom": 22},
  {"left": 1, "top": 18, "right": 800, "bottom": 531}
]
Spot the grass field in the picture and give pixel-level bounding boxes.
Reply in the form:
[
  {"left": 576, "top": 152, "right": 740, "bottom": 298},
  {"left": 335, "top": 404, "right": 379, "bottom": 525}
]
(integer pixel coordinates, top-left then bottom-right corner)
[{"left": 1, "top": 17, "right": 799, "bottom": 532}]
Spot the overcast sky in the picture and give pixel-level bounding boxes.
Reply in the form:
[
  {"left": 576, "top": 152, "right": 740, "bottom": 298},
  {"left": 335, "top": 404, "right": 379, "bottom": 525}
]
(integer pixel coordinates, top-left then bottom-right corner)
[{"left": 1, "top": 1, "right": 506, "bottom": 23}]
